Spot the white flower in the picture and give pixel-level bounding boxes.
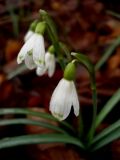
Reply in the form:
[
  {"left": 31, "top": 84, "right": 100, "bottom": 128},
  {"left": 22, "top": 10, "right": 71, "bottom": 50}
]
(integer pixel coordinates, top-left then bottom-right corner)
[
  {"left": 36, "top": 65, "right": 46, "bottom": 76},
  {"left": 36, "top": 52, "right": 56, "bottom": 77},
  {"left": 24, "top": 30, "right": 34, "bottom": 42},
  {"left": 45, "top": 52, "right": 56, "bottom": 77},
  {"left": 50, "top": 78, "right": 80, "bottom": 120},
  {"left": 17, "top": 33, "right": 45, "bottom": 69}
]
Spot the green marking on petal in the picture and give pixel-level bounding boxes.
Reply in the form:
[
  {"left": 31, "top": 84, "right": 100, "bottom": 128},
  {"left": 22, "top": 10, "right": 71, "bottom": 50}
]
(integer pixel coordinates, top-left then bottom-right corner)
[
  {"left": 28, "top": 50, "right": 33, "bottom": 56},
  {"left": 53, "top": 112, "right": 63, "bottom": 119},
  {"left": 37, "top": 59, "right": 45, "bottom": 65},
  {"left": 19, "top": 55, "right": 23, "bottom": 60}
]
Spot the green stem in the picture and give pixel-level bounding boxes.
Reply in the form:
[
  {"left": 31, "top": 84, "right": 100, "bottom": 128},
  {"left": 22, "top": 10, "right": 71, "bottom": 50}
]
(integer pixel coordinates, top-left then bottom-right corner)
[
  {"left": 39, "top": 9, "right": 70, "bottom": 70},
  {"left": 78, "top": 111, "right": 84, "bottom": 138},
  {"left": 71, "top": 52, "right": 97, "bottom": 143},
  {"left": 87, "top": 76, "right": 97, "bottom": 142}
]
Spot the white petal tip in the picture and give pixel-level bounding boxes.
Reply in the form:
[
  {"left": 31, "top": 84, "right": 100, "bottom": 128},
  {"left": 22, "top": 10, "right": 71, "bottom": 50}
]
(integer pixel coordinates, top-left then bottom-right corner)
[
  {"left": 51, "top": 112, "right": 64, "bottom": 121},
  {"left": 17, "top": 57, "right": 23, "bottom": 64},
  {"left": 71, "top": 52, "right": 77, "bottom": 56}
]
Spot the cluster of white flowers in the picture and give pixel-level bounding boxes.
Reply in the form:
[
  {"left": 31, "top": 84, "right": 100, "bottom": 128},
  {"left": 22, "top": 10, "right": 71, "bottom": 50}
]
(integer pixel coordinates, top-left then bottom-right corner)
[
  {"left": 17, "top": 21, "right": 80, "bottom": 121},
  {"left": 17, "top": 22, "right": 56, "bottom": 77}
]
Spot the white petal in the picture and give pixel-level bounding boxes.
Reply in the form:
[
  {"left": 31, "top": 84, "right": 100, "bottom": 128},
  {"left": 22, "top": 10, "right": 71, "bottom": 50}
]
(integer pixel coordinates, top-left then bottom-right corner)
[
  {"left": 24, "top": 30, "right": 34, "bottom": 42},
  {"left": 33, "top": 34, "right": 45, "bottom": 68},
  {"left": 17, "top": 34, "right": 36, "bottom": 64},
  {"left": 24, "top": 52, "right": 36, "bottom": 69},
  {"left": 36, "top": 66, "right": 46, "bottom": 76},
  {"left": 45, "top": 52, "right": 56, "bottom": 77},
  {"left": 71, "top": 82, "right": 80, "bottom": 116},
  {"left": 50, "top": 79, "right": 73, "bottom": 120}
]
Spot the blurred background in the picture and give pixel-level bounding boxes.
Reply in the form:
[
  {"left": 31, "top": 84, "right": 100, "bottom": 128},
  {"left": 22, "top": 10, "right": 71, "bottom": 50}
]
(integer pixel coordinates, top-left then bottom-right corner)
[{"left": 0, "top": 0, "right": 120, "bottom": 159}]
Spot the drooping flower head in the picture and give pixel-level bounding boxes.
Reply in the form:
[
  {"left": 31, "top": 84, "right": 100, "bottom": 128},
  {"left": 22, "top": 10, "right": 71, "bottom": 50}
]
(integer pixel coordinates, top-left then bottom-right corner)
[
  {"left": 36, "top": 45, "right": 56, "bottom": 77},
  {"left": 17, "top": 21, "right": 46, "bottom": 70},
  {"left": 50, "top": 61, "right": 80, "bottom": 120}
]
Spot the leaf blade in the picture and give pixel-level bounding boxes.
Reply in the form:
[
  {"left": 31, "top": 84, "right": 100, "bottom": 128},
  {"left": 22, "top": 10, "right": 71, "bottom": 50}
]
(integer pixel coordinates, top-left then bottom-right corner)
[
  {"left": 0, "top": 118, "right": 67, "bottom": 134},
  {"left": 95, "top": 88, "right": 120, "bottom": 128},
  {"left": 0, "top": 108, "right": 73, "bottom": 131},
  {"left": 0, "top": 134, "right": 84, "bottom": 149}
]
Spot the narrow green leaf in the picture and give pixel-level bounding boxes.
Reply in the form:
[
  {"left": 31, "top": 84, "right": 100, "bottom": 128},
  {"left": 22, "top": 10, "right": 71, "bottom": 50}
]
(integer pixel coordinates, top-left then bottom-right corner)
[
  {"left": 91, "top": 127, "right": 120, "bottom": 151},
  {"left": 0, "top": 134, "right": 84, "bottom": 149},
  {"left": 6, "top": 2, "right": 19, "bottom": 37},
  {"left": 7, "top": 64, "right": 27, "bottom": 80},
  {"left": 0, "top": 118, "right": 67, "bottom": 134},
  {"left": 93, "top": 119, "right": 120, "bottom": 144},
  {"left": 95, "top": 36, "right": 120, "bottom": 71},
  {"left": 0, "top": 108, "right": 74, "bottom": 131},
  {"left": 107, "top": 10, "right": 120, "bottom": 19},
  {"left": 96, "top": 88, "right": 120, "bottom": 128}
]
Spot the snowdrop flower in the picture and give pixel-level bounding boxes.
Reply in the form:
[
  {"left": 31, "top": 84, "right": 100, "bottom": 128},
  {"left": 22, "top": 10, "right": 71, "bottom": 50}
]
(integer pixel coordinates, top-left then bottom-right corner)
[
  {"left": 50, "top": 62, "right": 80, "bottom": 120},
  {"left": 17, "top": 22, "right": 46, "bottom": 69},
  {"left": 36, "top": 51, "right": 56, "bottom": 77}
]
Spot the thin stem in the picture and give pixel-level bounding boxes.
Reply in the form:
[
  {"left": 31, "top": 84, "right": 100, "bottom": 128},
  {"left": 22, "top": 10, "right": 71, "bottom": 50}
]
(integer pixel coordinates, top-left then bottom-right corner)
[
  {"left": 78, "top": 110, "right": 84, "bottom": 138},
  {"left": 71, "top": 53, "right": 97, "bottom": 144},
  {"left": 40, "top": 9, "right": 71, "bottom": 70},
  {"left": 87, "top": 76, "right": 97, "bottom": 142}
]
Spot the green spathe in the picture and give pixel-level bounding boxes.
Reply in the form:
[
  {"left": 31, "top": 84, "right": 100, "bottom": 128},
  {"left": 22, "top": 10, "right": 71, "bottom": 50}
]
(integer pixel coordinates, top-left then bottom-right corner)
[
  {"left": 64, "top": 62, "right": 76, "bottom": 81},
  {"left": 48, "top": 45, "right": 55, "bottom": 54},
  {"left": 35, "top": 22, "right": 46, "bottom": 35},
  {"left": 30, "top": 20, "right": 38, "bottom": 31}
]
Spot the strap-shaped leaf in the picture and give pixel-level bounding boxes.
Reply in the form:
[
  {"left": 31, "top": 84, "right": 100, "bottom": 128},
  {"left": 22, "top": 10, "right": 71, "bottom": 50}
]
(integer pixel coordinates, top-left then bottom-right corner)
[
  {"left": 0, "top": 108, "right": 74, "bottom": 131},
  {"left": 92, "top": 119, "right": 120, "bottom": 144},
  {"left": 95, "top": 88, "right": 120, "bottom": 128},
  {"left": 0, "top": 134, "right": 84, "bottom": 149},
  {"left": 7, "top": 64, "right": 27, "bottom": 80},
  {"left": 91, "top": 127, "right": 120, "bottom": 151},
  {"left": 107, "top": 10, "right": 120, "bottom": 19},
  {"left": 0, "top": 118, "right": 67, "bottom": 134},
  {"left": 95, "top": 36, "right": 120, "bottom": 70}
]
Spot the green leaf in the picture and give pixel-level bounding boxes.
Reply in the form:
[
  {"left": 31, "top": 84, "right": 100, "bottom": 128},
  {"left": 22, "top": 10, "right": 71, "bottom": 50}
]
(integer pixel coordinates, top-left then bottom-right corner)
[
  {"left": 7, "top": 64, "right": 27, "bottom": 80},
  {"left": 95, "top": 36, "right": 120, "bottom": 71},
  {"left": 92, "top": 119, "right": 120, "bottom": 144},
  {"left": 0, "top": 134, "right": 84, "bottom": 149},
  {"left": 91, "top": 127, "right": 120, "bottom": 151},
  {"left": 0, "top": 108, "right": 74, "bottom": 131},
  {"left": 95, "top": 88, "right": 120, "bottom": 128},
  {"left": 107, "top": 10, "right": 120, "bottom": 19},
  {"left": 0, "top": 118, "right": 67, "bottom": 134}
]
